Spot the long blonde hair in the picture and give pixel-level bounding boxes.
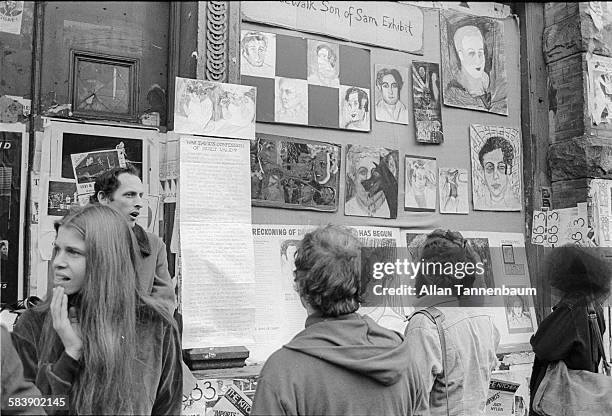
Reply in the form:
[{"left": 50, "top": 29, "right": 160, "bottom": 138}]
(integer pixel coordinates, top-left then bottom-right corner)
[{"left": 39, "top": 204, "right": 172, "bottom": 414}]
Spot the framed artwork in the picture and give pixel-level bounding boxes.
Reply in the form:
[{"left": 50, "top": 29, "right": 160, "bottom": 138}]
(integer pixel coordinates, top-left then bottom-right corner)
[
  {"left": 240, "top": 29, "right": 371, "bottom": 131},
  {"left": 440, "top": 10, "right": 507, "bottom": 115},
  {"left": 412, "top": 61, "right": 443, "bottom": 143},
  {"left": 470, "top": 125, "right": 522, "bottom": 211},
  {"left": 251, "top": 133, "right": 341, "bottom": 212},
  {"left": 70, "top": 50, "right": 138, "bottom": 121},
  {"left": 404, "top": 155, "right": 437, "bottom": 212},
  {"left": 374, "top": 64, "right": 410, "bottom": 125},
  {"left": 345, "top": 146, "right": 399, "bottom": 219},
  {"left": 504, "top": 290, "right": 535, "bottom": 334}
]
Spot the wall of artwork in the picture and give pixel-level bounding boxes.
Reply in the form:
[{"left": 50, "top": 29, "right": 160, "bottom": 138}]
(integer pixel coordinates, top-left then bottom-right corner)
[{"left": 242, "top": 9, "right": 523, "bottom": 233}]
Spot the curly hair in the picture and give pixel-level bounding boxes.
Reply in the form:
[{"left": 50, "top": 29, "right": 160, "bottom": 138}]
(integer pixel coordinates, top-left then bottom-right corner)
[
  {"left": 376, "top": 68, "right": 404, "bottom": 92},
  {"left": 316, "top": 44, "right": 337, "bottom": 68},
  {"left": 293, "top": 225, "right": 362, "bottom": 317},
  {"left": 478, "top": 136, "right": 514, "bottom": 174},
  {"left": 545, "top": 245, "right": 611, "bottom": 301},
  {"left": 415, "top": 229, "right": 481, "bottom": 297}
]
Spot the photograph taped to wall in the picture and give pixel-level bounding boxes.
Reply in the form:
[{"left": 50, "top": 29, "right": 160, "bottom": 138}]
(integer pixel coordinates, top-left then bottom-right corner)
[
  {"left": 586, "top": 54, "right": 612, "bottom": 125},
  {"left": 412, "top": 61, "right": 443, "bottom": 142},
  {"left": 251, "top": 133, "right": 341, "bottom": 212},
  {"left": 375, "top": 64, "right": 409, "bottom": 125},
  {"left": 47, "top": 179, "right": 80, "bottom": 217},
  {"left": 470, "top": 125, "right": 522, "bottom": 211},
  {"left": 174, "top": 77, "right": 256, "bottom": 139},
  {"left": 345, "top": 145, "right": 399, "bottom": 219},
  {"left": 71, "top": 149, "right": 126, "bottom": 195},
  {"left": 404, "top": 155, "right": 437, "bottom": 212},
  {"left": 440, "top": 10, "right": 508, "bottom": 115},
  {"left": 240, "top": 27, "right": 371, "bottom": 130},
  {"left": 61, "top": 133, "right": 142, "bottom": 180},
  {"left": 439, "top": 167, "right": 469, "bottom": 214}
]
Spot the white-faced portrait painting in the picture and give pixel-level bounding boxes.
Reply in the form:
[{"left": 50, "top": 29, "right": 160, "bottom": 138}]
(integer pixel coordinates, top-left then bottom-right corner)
[
  {"left": 307, "top": 40, "right": 340, "bottom": 88},
  {"left": 340, "top": 86, "right": 371, "bottom": 131},
  {"left": 470, "top": 125, "right": 522, "bottom": 211},
  {"left": 275, "top": 77, "right": 308, "bottom": 125},
  {"left": 375, "top": 64, "right": 410, "bottom": 125},
  {"left": 441, "top": 10, "right": 508, "bottom": 115},
  {"left": 240, "top": 30, "right": 276, "bottom": 78}
]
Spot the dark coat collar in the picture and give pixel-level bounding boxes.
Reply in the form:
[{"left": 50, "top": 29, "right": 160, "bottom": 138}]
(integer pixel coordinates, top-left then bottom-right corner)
[{"left": 133, "top": 223, "right": 152, "bottom": 257}]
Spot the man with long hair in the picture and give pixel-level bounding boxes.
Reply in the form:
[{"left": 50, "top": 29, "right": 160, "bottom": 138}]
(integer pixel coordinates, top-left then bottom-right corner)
[
  {"left": 11, "top": 205, "right": 183, "bottom": 414},
  {"left": 91, "top": 166, "right": 175, "bottom": 313},
  {"left": 252, "top": 225, "right": 427, "bottom": 415}
]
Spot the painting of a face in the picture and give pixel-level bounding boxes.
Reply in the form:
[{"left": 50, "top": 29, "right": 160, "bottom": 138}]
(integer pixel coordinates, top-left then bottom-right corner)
[
  {"left": 244, "top": 38, "right": 267, "bottom": 67},
  {"left": 355, "top": 156, "right": 378, "bottom": 199},
  {"left": 317, "top": 47, "right": 334, "bottom": 76},
  {"left": 347, "top": 91, "right": 365, "bottom": 122},
  {"left": 280, "top": 80, "right": 300, "bottom": 110},
  {"left": 381, "top": 74, "right": 399, "bottom": 105},
  {"left": 313, "top": 152, "right": 329, "bottom": 183},
  {"left": 482, "top": 148, "right": 508, "bottom": 199},
  {"left": 458, "top": 31, "right": 485, "bottom": 79}
]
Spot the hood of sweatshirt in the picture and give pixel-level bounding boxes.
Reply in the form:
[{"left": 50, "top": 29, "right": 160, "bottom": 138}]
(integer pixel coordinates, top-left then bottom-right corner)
[{"left": 283, "top": 313, "right": 410, "bottom": 386}]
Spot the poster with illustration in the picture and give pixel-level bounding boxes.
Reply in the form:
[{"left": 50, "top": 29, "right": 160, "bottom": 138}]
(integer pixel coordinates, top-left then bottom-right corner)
[
  {"left": 412, "top": 61, "right": 443, "bottom": 142},
  {"left": 0, "top": 1, "right": 24, "bottom": 35},
  {"left": 71, "top": 149, "right": 126, "bottom": 195},
  {"left": 240, "top": 28, "right": 371, "bottom": 130},
  {"left": 587, "top": 54, "right": 612, "bottom": 125},
  {"left": 470, "top": 125, "right": 522, "bottom": 211},
  {"left": 345, "top": 145, "right": 399, "bottom": 219},
  {"left": 404, "top": 155, "right": 437, "bottom": 212},
  {"left": 504, "top": 291, "right": 535, "bottom": 334},
  {"left": 440, "top": 10, "right": 508, "bottom": 115},
  {"left": 375, "top": 64, "right": 409, "bottom": 125},
  {"left": 439, "top": 167, "right": 469, "bottom": 214},
  {"left": 174, "top": 77, "right": 256, "bottom": 139},
  {"left": 251, "top": 133, "right": 341, "bottom": 212}
]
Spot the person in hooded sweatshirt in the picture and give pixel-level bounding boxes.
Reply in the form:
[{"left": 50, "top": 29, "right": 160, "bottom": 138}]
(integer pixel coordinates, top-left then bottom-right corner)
[{"left": 251, "top": 225, "right": 428, "bottom": 416}]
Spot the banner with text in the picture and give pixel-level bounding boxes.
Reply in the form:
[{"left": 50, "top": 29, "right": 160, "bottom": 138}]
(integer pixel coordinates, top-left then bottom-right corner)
[{"left": 242, "top": 1, "right": 424, "bottom": 54}]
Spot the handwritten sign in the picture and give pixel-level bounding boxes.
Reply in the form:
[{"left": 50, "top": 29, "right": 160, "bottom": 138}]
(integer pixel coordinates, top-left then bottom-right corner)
[{"left": 242, "top": 1, "right": 424, "bottom": 54}]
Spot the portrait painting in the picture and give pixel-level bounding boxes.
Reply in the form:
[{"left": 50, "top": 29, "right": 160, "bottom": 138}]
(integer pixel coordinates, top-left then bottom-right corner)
[
  {"left": 340, "top": 86, "right": 371, "bottom": 131},
  {"left": 412, "top": 61, "right": 443, "bottom": 143},
  {"left": 470, "top": 125, "right": 522, "bottom": 211},
  {"left": 275, "top": 77, "right": 308, "bottom": 125},
  {"left": 240, "top": 30, "right": 276, "bottom": 78},
  {"left": 374, "top": 64, "right": 409, "bottom": 125},
  {"left": 440, "top": 10, "right": 508, "bottom": 115},
  {"left": 587, "top": 54, "right": 612, "bottom": 125},
  {"left": 174, "top": 77, "right": 257, "bottom": 139},
  {"left": 404, "top": 155, "right": 437, "bottom": 212},
  {"left": 504, "top": 292, "right": 534, "bottom": 334},
  {"left": 251, "top": 133, "right": 340, "bottom": 212},
  {"left": 439, "top": 167, "right": 469, "bottom": 214},
  {"left": 345, "top": 145, "right": 399, "bottom": 219},
  {"left": 466, "top": 237, "right": 494, "bottom": 289},
  {"left": 307, "top": 40, "right": 340, "bottom": 88}
]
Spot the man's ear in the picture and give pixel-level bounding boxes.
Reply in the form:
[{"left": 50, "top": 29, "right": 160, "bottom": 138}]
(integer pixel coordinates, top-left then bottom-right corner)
[{"left": 97, "top": 191, "right": 110, "bottom": 205}]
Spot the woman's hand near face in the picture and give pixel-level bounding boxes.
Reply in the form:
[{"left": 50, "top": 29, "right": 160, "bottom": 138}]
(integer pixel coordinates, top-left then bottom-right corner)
[{"left": 51, "top": 286, "right": 83, "bottom": 360}]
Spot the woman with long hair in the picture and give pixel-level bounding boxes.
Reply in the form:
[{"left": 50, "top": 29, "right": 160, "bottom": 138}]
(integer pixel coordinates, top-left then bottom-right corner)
[
  {"left": 11, "top": 205, "right": 182, "bottom": 415},
  {"left": 529, "top": 245, "right": 611, "bottom": 416}
]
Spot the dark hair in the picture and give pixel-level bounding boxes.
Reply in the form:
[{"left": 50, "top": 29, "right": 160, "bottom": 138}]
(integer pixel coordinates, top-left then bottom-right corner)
[
  {"left": 316, "top": 44, "right": 337, "bottom": 68},
  {"left": 477, "top": 136, "right": 514, "bottom": 174},
  {"left": 90, "top": 165, "right": 140, "bottom": 203},
  {"left": 241, "top": 31, "right": 267, "bottom": 53},
  {"left": 376, "top": 68, "right": 404, "bottom": 93},
  {"left": 415, "top": 229, "right": 480, "bottom": 297},
  {"left": 344, "top": 87, "right": 369, "bottom": 110},
  {"left": 545, "top": 245, "right": 611, "bottom": 301},
  {"left": 293, "top": 225, "right": 362, "bottom": 317}
]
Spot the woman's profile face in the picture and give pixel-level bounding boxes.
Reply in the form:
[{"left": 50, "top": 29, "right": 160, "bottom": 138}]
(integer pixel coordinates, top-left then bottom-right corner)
[{"left": 52, "top": 226, "right": 87, "bottom": 295}]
